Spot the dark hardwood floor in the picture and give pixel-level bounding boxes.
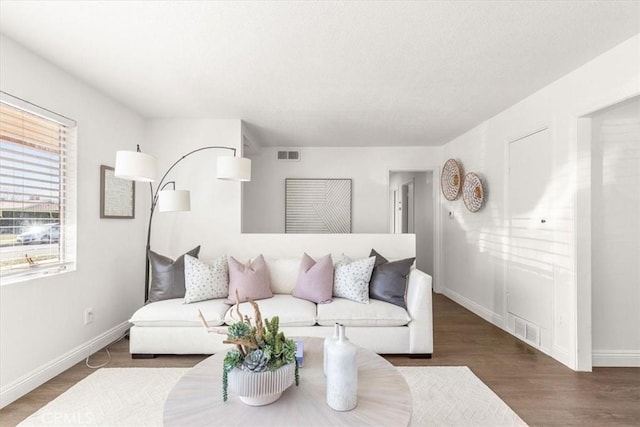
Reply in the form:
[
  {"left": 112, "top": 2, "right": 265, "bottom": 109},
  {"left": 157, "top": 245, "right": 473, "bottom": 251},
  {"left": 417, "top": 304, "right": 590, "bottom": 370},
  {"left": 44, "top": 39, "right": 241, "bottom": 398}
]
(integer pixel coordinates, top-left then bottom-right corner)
[{"left": 1, "top": 293, "right": 639, "bottom": 426}]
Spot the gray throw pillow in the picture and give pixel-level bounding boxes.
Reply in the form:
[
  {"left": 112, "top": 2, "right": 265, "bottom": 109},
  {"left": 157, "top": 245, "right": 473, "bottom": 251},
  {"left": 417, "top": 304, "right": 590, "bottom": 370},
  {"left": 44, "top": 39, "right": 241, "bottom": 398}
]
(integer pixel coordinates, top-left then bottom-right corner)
[
  {"left": 148, "top": 246, "right": 201, "bottom": 302},
  {"left": 368, "top": 249, "right": 415, "bottom": 309}
]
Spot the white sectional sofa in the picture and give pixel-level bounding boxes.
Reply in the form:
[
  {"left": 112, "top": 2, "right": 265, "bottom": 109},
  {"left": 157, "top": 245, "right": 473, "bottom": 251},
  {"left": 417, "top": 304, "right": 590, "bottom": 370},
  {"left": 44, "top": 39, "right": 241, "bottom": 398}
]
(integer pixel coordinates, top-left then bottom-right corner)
[{"left": 128, "top": 234, "right": 433, "bottom": 357}]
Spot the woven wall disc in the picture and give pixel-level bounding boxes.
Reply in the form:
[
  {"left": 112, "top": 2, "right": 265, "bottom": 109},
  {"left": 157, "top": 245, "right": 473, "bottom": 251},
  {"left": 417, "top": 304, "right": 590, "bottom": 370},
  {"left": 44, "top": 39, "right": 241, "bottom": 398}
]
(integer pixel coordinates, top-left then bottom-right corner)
[
  {"left": 462, "top": 172, "right": 484, "bottom": 212},
  {"left": 441, "top": 159, "right": 462, "bottom": 201}
]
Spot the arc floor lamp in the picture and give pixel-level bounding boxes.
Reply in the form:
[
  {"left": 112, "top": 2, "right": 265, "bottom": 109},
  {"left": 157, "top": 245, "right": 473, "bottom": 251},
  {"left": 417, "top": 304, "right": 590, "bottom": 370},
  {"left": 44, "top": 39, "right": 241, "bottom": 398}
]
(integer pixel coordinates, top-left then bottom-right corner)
[{"left": 114, "top": 145, "right": 251, "bottom": 301}]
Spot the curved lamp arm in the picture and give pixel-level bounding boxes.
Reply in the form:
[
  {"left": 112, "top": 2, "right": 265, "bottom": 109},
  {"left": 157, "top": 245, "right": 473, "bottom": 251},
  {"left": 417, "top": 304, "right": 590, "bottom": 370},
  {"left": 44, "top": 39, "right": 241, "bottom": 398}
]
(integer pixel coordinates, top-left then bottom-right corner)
[{"left": 144, "top": 146, "right": 238, "bottom": 301}]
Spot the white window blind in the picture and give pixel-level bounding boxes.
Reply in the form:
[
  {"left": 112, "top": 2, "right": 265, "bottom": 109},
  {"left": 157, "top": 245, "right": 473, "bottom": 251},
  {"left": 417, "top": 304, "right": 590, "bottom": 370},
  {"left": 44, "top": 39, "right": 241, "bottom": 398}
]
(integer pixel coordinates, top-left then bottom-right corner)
[{"left": 0, "top": 92, "right": 77, "bottom": 282}]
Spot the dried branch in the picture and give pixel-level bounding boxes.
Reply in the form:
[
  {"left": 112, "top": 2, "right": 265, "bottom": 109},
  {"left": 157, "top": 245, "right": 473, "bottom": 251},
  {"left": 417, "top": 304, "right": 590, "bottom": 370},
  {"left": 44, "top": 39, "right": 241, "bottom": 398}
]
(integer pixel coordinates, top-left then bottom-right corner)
[
  {"left": 244, "top": 314, "right": 254, "bottom": 329},
  {"left": 198, "top": 310, "right": 227, "bottom": 334},
  {"left": 247, "top": 298, "right": 264, "bottom": 340},
  {"left": 232, "top": 289, "right": 244, "bottom": 321},
  {"left": 223, "top": 338, "right": 258, "bottom": 356}
]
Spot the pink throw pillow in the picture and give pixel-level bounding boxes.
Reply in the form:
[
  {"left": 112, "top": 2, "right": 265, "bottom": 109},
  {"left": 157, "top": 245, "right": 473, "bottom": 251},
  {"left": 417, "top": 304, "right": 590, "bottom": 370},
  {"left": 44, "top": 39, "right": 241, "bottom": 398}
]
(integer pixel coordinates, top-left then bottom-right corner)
[
  {"left": 225, "top": 254, "right": 273, "bottom": 304},
  {"left": 292, "top": 253, "right": 334, "bottom": 304}
]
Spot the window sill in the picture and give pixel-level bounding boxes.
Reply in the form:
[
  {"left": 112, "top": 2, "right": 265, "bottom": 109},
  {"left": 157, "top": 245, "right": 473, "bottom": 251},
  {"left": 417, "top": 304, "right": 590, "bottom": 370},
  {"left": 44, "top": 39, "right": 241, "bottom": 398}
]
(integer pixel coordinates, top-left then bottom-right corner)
[{"left": 0, "top": 263, "right": 76, "bottom": 286}]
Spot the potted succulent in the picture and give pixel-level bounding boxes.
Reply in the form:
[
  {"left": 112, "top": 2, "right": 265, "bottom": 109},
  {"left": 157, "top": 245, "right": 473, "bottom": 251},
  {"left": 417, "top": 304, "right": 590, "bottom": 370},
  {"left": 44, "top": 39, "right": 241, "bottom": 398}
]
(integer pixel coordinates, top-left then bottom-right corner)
[{"left": 221, "top": 296, "right": 299, "bottom": 405}]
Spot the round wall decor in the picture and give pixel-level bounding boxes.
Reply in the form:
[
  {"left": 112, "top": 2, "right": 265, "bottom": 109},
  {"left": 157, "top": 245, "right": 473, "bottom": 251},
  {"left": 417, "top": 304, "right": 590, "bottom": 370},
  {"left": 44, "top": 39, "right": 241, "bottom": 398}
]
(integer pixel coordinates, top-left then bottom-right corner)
[
  {"left": 441, "top": 159, "right": 462, "bottom": 201},
  {"left": 462, "top": 172, "right": 484, "bottom": 212}
]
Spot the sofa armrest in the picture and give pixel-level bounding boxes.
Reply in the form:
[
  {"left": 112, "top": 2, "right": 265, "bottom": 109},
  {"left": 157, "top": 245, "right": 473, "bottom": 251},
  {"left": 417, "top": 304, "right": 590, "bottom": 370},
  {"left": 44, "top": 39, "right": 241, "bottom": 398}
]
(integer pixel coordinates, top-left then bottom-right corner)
[{"left": 405, "top": 268, "right": 433, "bottom": 354}]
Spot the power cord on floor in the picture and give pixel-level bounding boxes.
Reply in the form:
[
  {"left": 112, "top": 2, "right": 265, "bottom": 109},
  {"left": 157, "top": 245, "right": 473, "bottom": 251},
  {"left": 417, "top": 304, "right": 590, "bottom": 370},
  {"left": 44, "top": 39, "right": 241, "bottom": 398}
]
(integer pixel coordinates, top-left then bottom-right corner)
[{"left": 85, "top": 332, "right": 129, "bottom": 369}]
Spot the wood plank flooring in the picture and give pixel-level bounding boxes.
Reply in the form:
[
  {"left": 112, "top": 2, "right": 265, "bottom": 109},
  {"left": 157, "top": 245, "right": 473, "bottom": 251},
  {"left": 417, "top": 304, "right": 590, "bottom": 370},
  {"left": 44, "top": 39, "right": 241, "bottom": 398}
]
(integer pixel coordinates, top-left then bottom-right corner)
[{"left": 1, "top": 293, "right": 639, "bottom": 426}]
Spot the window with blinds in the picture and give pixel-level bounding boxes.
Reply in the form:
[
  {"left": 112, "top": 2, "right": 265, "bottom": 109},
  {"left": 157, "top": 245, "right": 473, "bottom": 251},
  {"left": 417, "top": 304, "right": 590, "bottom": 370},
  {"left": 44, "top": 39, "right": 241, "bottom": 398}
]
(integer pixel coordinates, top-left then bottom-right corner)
[{"left": 0, "top": 92, "right": 76, "bottom": 282}]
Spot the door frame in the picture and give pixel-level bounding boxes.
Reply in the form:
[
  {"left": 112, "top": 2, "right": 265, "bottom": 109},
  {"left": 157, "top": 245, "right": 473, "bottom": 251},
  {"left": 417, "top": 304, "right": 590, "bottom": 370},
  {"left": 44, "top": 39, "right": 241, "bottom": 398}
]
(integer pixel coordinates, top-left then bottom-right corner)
[
  {"left": 576, "top": 116, "right": 593, "bottom": 372},
  {"left": 575, "top": 93, "right": 640, "bottom": 371},
  {"left": 387, "top": 169, "right": 440, "bottom": 292}
]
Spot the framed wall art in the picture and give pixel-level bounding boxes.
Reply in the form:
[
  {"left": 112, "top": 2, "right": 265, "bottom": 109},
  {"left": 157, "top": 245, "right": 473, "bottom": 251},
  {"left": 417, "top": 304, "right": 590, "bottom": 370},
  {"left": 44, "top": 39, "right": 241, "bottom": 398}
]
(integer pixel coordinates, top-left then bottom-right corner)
[
  {"left": 100, "top": 165, "right": 135, "bottom": 218},
  {"left": 285, "top": 178, "right": 352, "bottom": 233}
]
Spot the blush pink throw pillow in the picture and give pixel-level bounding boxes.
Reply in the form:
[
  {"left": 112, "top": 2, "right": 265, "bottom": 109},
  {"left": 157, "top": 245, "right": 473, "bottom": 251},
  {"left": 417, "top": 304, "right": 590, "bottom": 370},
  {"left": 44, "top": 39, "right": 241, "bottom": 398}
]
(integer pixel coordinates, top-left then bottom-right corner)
[
  {"left": 225, "top": 254, "right": 273, "bottom": 304},
  {"left": 292, "top": 253, "right": 334, "bottom": 304}
]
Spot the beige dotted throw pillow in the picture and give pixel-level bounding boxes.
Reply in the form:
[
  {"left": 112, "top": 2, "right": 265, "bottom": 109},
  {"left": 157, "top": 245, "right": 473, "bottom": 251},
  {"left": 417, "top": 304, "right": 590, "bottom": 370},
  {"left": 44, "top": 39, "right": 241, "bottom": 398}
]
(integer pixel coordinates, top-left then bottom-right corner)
[
  {"left": 184, "top": 255, "right": 229, "bottom": 304},
  {"left": 333, "top": 255, "right": 376, "bottom": 304}
]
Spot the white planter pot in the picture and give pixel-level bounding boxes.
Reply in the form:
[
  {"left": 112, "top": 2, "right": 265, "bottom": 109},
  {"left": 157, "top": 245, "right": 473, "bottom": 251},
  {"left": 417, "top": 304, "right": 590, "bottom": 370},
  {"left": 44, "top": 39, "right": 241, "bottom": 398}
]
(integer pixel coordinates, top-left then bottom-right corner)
[{"left": 228, "top": 363, "right": 296, "bottom": 406}]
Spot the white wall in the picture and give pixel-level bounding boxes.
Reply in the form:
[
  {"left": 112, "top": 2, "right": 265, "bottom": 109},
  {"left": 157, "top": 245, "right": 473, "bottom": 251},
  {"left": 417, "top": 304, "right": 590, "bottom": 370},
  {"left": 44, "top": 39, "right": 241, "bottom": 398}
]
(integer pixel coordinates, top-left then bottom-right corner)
[
  {"left": 439, "top": 34, "right": 640, "bottom": 369},
  {"left": 591, "top": 97, "right": 640, "bottom": 366},
  {"left": 0, "top": 36, "right": 147, "bottom": 406},
  {"left": 243, "top": 146, "right": 441, "bottom": 234},
  {"left": 145, "top": 119, "right": 244, "bottom": 261}
]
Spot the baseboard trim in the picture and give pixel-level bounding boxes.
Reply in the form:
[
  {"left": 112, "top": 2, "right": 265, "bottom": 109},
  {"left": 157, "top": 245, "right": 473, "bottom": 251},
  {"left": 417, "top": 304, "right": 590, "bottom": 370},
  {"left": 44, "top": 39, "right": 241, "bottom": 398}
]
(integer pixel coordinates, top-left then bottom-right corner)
[
  {"left": 442, "top": 288, "right": 504, "bottom": 327},
  {"left": 551, "top": 345, "right": 573, "bottom": 370},
  {"left": 592, "top": 350, "right": 640, "bottom": 367},
  {"left": 0, "top": 321, "right": 130, "bottom": 409}
]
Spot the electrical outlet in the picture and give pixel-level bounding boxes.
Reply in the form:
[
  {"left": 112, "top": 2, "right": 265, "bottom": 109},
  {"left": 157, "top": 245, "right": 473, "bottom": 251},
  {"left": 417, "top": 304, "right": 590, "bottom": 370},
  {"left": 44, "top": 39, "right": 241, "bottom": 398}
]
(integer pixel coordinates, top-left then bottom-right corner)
[
  {"left": 84, "top": 308, "right": 94, "bottom": 325},
  {"left": 557, "top": 314, "right": 566, "bottom": 328}
]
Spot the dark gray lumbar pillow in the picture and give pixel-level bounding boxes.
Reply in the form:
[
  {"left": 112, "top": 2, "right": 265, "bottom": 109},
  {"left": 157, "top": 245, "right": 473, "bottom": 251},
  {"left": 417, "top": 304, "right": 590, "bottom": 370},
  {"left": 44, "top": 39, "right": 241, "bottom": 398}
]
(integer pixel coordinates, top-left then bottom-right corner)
[
  {"left": 368, "top": 249, "right": 415, "bottom": 308},
  {"left": 147, "top": 246, "right": 201, "bottom": 303}
]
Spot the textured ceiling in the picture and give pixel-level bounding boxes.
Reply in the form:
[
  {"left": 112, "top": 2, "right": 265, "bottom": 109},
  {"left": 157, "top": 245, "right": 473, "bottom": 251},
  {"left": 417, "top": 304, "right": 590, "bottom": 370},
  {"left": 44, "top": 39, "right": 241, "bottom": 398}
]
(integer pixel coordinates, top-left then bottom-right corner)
[{"left": 1, "top": 1, "right": 638, "bottom": 148}]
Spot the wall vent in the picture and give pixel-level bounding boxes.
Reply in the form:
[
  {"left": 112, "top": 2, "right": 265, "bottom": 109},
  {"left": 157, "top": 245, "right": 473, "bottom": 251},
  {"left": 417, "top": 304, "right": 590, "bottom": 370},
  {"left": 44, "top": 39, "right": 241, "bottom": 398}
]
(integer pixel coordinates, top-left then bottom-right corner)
[
  {"left": 513, "top": 316, "right": 541, "bottom": 347},
  {"left": 514, "top": 317, "right": 526, "bottom": 338},
  {"left": 525, "top": 323, "right": 540, "bottom": 346},
  {"left": 277, "top": 150, "right": 301, "bottom": 161}
]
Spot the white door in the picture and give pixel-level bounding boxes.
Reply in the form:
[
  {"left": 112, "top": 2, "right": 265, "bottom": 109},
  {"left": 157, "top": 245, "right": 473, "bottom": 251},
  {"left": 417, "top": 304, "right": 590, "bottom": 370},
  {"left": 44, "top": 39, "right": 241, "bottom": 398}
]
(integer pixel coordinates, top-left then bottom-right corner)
[{"left": 507, "top": 129, "right": 554, "bottom": 349}]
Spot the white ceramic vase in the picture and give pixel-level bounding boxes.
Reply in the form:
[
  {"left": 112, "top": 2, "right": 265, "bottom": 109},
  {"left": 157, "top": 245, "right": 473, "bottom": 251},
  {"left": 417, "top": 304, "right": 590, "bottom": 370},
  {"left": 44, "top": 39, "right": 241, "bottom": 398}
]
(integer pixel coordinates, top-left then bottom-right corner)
[
  {"left": 323, "top": 322, "right": 340, "bottom": 376},
  {"left": 228, "top": 363, "right": 296, "bottom": 406},
  {"left": 326, "top": 325, "right": 358, "bottom": 411}
]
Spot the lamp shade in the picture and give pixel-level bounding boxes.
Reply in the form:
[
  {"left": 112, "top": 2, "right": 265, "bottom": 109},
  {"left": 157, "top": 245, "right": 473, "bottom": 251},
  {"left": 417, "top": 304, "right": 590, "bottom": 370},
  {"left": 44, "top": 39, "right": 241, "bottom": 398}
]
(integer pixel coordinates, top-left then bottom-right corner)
[
  {"left": 114, "top": 150, "right": 157, "bottom": 182},
  {"left": 217, "top": 156, "right": 251, "bottom": 181},
  {"left": 158, "top": 190, "right": 191, "bottom": 212}
]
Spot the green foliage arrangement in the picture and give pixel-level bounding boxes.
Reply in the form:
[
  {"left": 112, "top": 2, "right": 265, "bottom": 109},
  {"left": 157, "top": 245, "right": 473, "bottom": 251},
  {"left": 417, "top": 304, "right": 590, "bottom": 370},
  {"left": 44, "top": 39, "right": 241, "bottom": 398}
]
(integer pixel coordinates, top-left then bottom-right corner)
[{"left": 222, "top": 296, "right": 299, "bottom": 402}]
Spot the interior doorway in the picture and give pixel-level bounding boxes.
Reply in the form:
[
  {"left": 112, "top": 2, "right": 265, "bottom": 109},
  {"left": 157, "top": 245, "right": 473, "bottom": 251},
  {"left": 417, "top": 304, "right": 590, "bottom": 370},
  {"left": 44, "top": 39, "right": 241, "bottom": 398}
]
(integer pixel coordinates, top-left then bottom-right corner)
[
  {"left": 392, "top": 180, "right": 415, "bottom": 234},
  {"left": 577, "top": 96, "right": 640, "bottom": 369},
  {"left": 389, "top": 171, "right": 434, "bottom": 276}
]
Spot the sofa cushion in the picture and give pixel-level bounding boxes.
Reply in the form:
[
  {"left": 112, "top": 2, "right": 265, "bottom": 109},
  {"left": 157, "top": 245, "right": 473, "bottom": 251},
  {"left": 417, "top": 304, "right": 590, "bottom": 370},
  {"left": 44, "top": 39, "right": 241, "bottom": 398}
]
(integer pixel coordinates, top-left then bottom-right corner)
[
  {"left": 148, "top": 246, "right": 200, "bottom": 302},
  {"left": 184, "top": 255, "right": 229, "bottom": 303},
  {"left": 333, "top": 255, "right": 375, "bottom": 303},
  {"left": 292, "top": 253, "right": 334, "bottom": 304},
  {"left": 317, "top": 297, "right": 410, "bottom": 327},
  {"left": 130, "top": 298, "right": 228, "bottom": 327},
  {"left": 264, "top": 257, "right": 300, "bottom": 294},
  {"left": 224, "top": 294, "right": 317, "bottom": 327},
  {"left": 225, "top": 255, "right": 273, "bottom": 304},
  {"left": 369, "top": 249, "right": 415, "bottom": 309}
]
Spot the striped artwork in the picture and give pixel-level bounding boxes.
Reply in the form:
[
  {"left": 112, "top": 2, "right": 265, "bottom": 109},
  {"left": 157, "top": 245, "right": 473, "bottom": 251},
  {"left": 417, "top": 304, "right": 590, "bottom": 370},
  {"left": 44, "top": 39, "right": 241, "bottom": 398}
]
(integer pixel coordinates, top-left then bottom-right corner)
[{"left": 285, "top": 179, "right": 352, "bottom": 233}]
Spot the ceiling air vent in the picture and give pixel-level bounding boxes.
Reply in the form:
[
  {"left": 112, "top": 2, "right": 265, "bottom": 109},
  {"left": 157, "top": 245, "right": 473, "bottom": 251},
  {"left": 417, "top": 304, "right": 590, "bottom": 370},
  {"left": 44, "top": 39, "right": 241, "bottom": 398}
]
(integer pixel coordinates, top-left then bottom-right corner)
[{"left": 277, "top": 150, "right": 301, "bottom": 161}]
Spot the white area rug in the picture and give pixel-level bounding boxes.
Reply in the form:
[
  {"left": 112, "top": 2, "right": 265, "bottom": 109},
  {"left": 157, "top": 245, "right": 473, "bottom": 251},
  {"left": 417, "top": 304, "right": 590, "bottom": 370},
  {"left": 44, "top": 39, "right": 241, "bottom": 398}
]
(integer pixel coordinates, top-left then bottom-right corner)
[
  {"left": 19, "top": 366, "right": 527, "bottom": 426},
  {"left": 18, "top": 368, "right": 188, "bottom": 427},
  {"left": 399, "top": 366, "right": 527, "bottom": 426}
]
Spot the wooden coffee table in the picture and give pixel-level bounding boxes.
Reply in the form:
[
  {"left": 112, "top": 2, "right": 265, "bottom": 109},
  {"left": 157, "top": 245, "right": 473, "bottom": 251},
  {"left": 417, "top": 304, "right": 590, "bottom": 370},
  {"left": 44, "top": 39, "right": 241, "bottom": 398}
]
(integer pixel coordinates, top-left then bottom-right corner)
[{"left": 164, "top": 337, "right": 412, "bottom": 426}]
